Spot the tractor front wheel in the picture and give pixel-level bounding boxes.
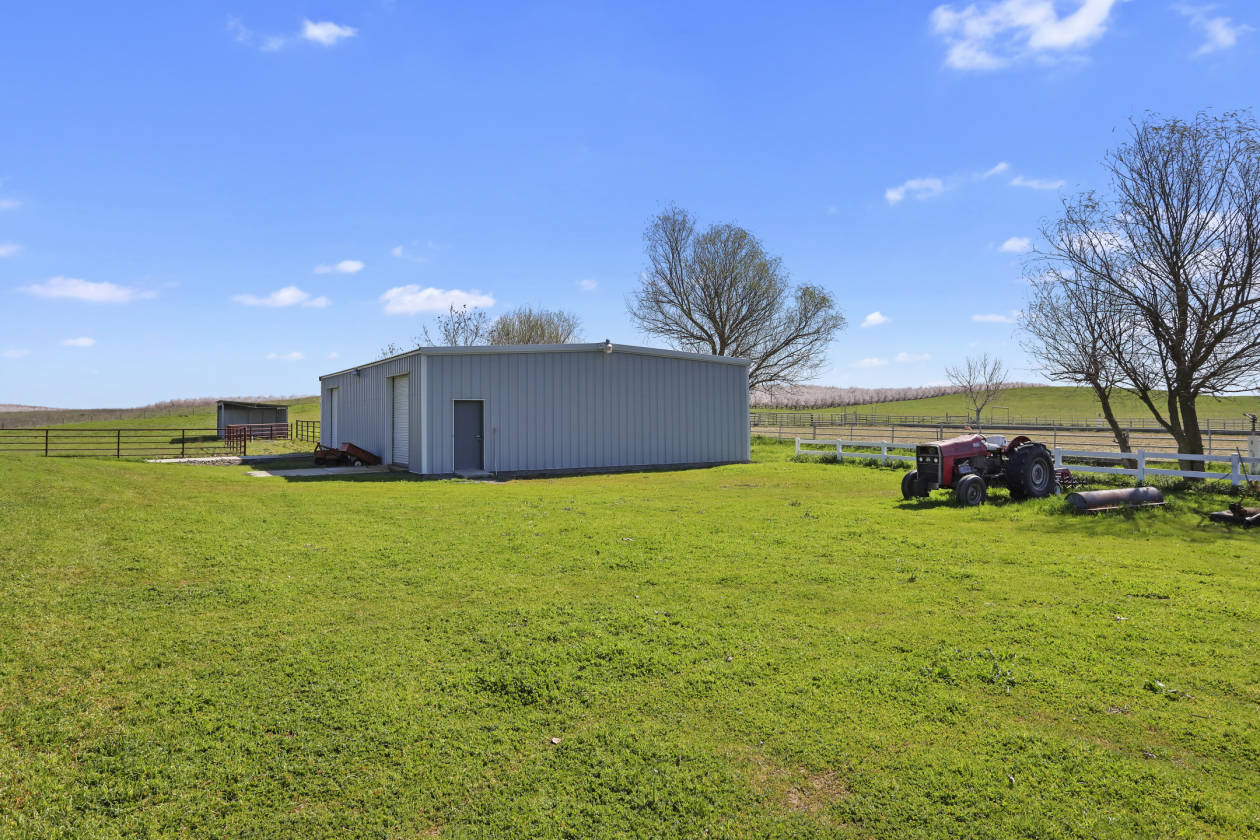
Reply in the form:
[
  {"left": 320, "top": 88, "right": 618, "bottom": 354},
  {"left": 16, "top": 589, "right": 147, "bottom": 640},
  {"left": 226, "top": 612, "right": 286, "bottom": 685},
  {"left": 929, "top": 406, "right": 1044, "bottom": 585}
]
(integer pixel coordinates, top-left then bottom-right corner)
[
  {"left": 901, "top": 470, "right": 922, "bottom": 500},
  {"left": 956, "top": 474, "right": 987, "bottom": 506}
]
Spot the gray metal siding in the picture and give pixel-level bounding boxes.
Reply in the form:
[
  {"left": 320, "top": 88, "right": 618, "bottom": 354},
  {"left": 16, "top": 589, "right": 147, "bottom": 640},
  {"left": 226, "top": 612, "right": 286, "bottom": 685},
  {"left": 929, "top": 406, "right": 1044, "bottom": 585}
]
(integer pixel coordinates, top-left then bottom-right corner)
[
  {"left": 320, "top": 355, "right": 422, "bottom": 469},
  {"left": 419, "top": 348, "right": 748, "bottom": 474}
]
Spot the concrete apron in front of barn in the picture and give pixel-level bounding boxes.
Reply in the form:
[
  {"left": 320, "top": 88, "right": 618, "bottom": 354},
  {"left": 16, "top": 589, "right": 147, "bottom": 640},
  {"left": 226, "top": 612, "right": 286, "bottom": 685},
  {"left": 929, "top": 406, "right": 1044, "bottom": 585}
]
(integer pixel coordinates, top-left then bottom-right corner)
[{"left": 246, "top": 465, "right": 395, "bottom": 478}]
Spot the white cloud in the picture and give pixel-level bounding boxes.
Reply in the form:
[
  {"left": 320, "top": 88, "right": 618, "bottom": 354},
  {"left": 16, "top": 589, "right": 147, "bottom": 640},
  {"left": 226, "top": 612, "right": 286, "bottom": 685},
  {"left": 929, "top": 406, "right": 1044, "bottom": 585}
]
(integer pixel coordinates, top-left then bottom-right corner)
[
  {"left": 1, "top": 349, "right": 30, "bottom": 359},
  {"left": 22, "top": 276, "right": 156, "bottom": 304},
  {"left": 390, "top": 244, "right": 429, "bottom": 263},
  {"left": 0, "top": 242, "right": 20, "bottom": 257},
  {"left": 896, "top": 351, "right": 933, "bottom": 363},
  {"left": 302, "top": 19, "right": 357, "bottom": 46},
  {"left": 999, "top": 236, "right": 1033, "bottom": 253},
  {"left": 1011, "top": 174, "right": 1065, "bottom": 190},
  {"left": 930, "top": 0, "right": 1119, "bottom": 70},
  {"left": 1175, "top": 4, "right": 1252, "bottom": 56},
  {"left": 327, "top": 351, "right": 339, "bottom": 359},
  {"left": 380, "top": 285, "right": 495, "bottom": 315},
  {"left": 971, "top": 311, "right": 1020, "bottom": 324},
  {"left": 232, "top": 286, "right": 329, "bottom": 308},
  {"left": 576, "top": 278, "right": 598, "bottom": 291},
  {"left": 232, "top": 17, "right": 356, "bottom": 51},
  {"left": 226, "top": 16, "right": 252, "bottom": 43},
  {"left": 61, "top": 337, "right": 96, "bottom": 347},
  {"left": 885, "top": 177, "right": 945, "bottom": 205},
  {"left": 983, "top": 161, "right": 1010, "bottom": 177},
  {"left": 266, "top": 351, "right": 305, "bottom": 361},
  {"left": 851, "top": 357, "right": 890, "bottom": 368},
  {"left": 0, "top": 198, "right": 19, "bottom": 210},
  {"left": 860, "top": 311, "right": 890, "bottom": 328},
  {"left": 314, "top": 259, "right": 364, "bottom": 275}
]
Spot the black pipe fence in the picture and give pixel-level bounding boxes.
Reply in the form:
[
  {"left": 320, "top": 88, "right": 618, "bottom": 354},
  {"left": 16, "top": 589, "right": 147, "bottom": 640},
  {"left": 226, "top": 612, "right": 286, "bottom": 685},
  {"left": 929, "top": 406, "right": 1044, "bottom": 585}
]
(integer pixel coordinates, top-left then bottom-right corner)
[{"left": 0, "top": 427, "right": 247, "bottom": 458}]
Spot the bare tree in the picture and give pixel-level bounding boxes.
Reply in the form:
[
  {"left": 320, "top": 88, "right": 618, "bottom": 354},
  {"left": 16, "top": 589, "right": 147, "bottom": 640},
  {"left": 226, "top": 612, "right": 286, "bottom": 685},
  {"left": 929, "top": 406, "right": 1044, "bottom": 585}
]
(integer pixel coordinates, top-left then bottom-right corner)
[
  {"left": 628, "top": 206, "right": 846, "bottom": 390},
  {"left": 1020, "top": 271, "right": 1133, "bottom": 454},
  {"left": 945, "top": 353, "right": 1009, "bottom": 426},
  {"left": 1044, "top": 112, "right": 1260, "bottom": 464},
  {"left": 487, "top": 306, "right": 581, "bottom": 345},
  {"left": 423, "top": 305, "right": 491, "bottom": 346},
  {"left": 377, "top": 341, "right": 408, "bottom": 360}
]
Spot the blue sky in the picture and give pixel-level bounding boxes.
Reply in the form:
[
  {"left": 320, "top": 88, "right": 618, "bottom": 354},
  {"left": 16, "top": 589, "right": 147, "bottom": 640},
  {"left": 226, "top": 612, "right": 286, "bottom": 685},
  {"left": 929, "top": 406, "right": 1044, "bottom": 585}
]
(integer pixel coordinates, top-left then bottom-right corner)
[{"left": 2, "top": 0, "right": 1256, "bottom": 406}]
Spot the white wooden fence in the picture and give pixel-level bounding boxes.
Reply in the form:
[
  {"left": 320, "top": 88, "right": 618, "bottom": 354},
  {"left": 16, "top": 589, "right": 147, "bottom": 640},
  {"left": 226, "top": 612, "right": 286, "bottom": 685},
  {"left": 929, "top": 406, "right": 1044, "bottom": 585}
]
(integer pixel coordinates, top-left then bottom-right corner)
[{"left": 796, "top": 438, "right": 1260, "bottom": 487}]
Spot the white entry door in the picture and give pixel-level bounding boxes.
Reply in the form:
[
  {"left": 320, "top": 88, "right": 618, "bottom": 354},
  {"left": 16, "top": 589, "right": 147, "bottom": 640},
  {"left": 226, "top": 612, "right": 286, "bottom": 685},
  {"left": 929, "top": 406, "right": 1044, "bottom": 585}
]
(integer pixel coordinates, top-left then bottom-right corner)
[{"left": 391, "top": 375, "right": 409, "bottom": 465}]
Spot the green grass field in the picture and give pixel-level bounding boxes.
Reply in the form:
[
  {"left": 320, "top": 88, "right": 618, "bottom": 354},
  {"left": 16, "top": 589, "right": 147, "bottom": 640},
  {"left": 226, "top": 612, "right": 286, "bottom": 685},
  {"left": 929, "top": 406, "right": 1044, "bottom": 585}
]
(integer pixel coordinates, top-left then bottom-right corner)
[
  {"left": 1, "top": 442, "right": 1256, "bottom": 838},
  {"left": 758, "top": 386, "right": 1260, "bottom": 423}
]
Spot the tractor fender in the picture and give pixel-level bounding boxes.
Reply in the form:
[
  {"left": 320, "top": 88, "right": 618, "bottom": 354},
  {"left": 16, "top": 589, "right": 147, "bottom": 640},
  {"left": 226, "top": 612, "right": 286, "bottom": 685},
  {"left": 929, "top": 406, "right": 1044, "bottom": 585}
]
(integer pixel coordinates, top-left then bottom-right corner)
[{"left": 1004, "top": 435, "right": 1033, "bottom": 453}]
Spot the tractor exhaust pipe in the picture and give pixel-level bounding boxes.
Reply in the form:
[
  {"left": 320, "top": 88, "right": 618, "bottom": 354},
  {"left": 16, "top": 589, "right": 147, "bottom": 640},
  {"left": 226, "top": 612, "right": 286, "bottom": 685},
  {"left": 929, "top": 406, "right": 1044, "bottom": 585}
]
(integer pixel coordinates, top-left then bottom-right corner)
[{"left": 1065, "top": 487, "right": 1165, "bottom": 513}]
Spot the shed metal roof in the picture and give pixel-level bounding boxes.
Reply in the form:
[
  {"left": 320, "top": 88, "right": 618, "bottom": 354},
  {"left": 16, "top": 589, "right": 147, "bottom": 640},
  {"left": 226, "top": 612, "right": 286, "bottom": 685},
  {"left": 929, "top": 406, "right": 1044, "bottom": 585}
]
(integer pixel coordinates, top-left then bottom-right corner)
[
  {"left": 216, "top": 400, "right": 289, "bottom": 409},
  {"left": 319, "top": 342, "right": 751, "bottom": 381}
]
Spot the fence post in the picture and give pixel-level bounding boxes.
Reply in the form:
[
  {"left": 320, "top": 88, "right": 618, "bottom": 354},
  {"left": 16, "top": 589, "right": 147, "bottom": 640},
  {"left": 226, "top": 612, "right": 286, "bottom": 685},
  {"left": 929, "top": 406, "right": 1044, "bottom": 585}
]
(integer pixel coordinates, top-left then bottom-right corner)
[
  {"left": 1207, "top": 427, "right": 1213, "bottom": 455},
  {"left": 44, "top": 429, "right": 49, "bottom": 457},
  {"left": 1053, "top": 446, "right": 1062, "bottom": 471},
  {"left": 795, "top": 438, "right": 800, "bottom": 456},
  {"left": 116, "top": 429, "right": 121, "bottom": 458},
  {"left": 778, "top": 416, "right": 782, "bottom": 441},
  {"left": 1136, "top": 450, "right": 1146, "bottom": 485},
  {"left": 881, "top": 442, "right": 888, "bottom": 466},
  {"left": 181, "top": 430, "right": 186, "bottom": 458},
  {"left": 1230, "top": 453, "right": 1242, "bottom": 488},
  {"left": 836, "top": 440, "right": 843, "bottom": 461}
]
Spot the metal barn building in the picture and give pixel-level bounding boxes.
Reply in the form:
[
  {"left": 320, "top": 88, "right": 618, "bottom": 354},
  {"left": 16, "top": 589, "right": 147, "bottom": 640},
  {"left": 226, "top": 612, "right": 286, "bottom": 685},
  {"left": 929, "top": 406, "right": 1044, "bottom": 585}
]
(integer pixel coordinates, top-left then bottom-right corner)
[
  {"left": 216, "top": 400, "right": 289, "bottom": 437},
  {"left": 318, "top": 342, "right": 750, "bottom": 476}
]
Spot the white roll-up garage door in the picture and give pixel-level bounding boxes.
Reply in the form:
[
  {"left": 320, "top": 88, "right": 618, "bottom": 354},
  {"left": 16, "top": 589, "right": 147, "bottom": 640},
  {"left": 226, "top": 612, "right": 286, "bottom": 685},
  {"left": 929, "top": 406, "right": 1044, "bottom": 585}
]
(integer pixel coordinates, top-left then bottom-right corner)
[{"left": 391, "top": 374, "right": 409, "bottom": 465}]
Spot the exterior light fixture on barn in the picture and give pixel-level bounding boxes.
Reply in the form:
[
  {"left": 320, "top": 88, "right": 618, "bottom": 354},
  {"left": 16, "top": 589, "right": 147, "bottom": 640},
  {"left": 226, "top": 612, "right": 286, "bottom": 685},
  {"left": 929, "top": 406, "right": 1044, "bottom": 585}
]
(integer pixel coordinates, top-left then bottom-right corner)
[
  {"left": 215, "top": 400, "right": 289, "bottom": 438},
  {"left": 318, "top": 343, "right": 750, "bottom": 477}
]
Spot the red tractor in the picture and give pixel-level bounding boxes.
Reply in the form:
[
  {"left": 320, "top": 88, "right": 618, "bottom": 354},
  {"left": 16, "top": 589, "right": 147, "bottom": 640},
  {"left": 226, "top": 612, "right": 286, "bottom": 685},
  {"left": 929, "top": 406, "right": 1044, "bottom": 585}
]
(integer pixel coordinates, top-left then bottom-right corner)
[{"left": 902, "top": 433, "right": 1055, "bottom": 506}]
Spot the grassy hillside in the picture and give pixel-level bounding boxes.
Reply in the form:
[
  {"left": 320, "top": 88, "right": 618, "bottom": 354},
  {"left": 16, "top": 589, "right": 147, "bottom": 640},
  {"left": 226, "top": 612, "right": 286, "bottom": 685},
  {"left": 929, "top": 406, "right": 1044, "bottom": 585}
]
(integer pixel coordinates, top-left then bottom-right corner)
[
  {"left": 0, "top": 445, "right": 1255, "bottom": 837},
  {"left": 48, "top": 396, "right": 322, "bottom": 429},
  {"left": 764, "top": 386, "right": 1260, "bottom": 423},
  {"left": 0, "top": 397, "right": 321, "bottom": 430}
]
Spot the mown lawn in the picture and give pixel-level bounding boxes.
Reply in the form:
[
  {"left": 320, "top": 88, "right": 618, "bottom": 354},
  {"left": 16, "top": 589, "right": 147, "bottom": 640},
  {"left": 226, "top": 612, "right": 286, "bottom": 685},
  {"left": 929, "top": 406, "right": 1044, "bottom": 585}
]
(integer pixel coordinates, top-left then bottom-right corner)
[{"left": 1, "top": 441, "right": 1256, "bottom": 838}]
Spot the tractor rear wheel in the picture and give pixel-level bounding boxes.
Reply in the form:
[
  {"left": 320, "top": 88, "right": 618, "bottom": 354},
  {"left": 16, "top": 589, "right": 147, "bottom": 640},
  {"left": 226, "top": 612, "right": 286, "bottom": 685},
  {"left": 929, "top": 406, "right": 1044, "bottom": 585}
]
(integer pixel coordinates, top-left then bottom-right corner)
[
  {"left": 901, "top": 470, "right": 922, "bottom": 499},
  {"left": 1008, "top": 443, "right": 1054, "bottom": 500},
  {"left": 956, "top": 473, "right": 987, "bottom": 506}
]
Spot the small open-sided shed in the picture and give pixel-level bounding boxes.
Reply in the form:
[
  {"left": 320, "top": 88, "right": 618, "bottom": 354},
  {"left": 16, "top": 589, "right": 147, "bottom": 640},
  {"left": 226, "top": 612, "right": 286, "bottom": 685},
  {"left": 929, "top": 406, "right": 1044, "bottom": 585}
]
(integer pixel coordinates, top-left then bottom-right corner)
[
  {"left": 216, "top": 400, "right": 289, "bottom": 437},
  {"left": 318, "top": 342, "right": 750, "bottom": 477}
]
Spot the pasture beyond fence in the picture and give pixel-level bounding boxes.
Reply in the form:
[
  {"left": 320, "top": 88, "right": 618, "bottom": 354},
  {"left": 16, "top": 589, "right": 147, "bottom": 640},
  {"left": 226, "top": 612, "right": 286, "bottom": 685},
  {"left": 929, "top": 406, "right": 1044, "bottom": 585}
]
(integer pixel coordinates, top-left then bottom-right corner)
[
  {"left": 795, "top": 438, "right": 1260, "bottom": 488},
  {"left": 754, "top": 413, "right": 1257, "bottom": 457}
]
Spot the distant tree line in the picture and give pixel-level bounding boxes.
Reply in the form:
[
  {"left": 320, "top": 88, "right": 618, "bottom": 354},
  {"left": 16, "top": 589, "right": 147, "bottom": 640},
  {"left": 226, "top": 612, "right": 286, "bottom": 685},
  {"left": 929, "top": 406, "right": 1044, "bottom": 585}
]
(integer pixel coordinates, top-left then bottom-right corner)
[
  {"left": 750, "top": 382, "right": 1038, "bottom": 411},
  {"left": 379, "top": 305, "right": 582, "bottom": 359}
]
